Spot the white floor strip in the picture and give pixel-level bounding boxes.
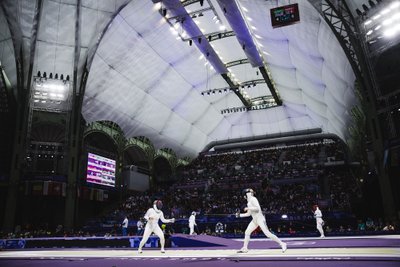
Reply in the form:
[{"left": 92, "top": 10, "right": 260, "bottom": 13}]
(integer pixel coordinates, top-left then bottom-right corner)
[
  {"left": 233, "top": 235, "right": 400, "bottom": 242},
  {"left": 1, "top": 247, "right": 399, "bottom": 259}
]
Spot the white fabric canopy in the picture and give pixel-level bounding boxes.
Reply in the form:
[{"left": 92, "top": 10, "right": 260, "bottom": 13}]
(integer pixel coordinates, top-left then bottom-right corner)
[
  {"left": 0, "top": 0, "right": 359, "bottom": 158},
  {"left": 83, "top": 0, "right": 356, "bottom": 157}
]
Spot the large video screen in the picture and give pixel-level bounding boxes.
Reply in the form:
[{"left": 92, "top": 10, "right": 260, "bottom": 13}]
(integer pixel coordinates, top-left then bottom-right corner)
[
  {"left": 86, "top": 152, "right": 116, "bottom": 187},
  {"left": 270, "top": 3, "right": 300, "bottom": 28}
]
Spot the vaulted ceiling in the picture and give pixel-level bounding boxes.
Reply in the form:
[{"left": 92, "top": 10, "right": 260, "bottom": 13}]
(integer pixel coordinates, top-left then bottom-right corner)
[{"left": 0, "top": 0, "right": 362, "bottom": 158}]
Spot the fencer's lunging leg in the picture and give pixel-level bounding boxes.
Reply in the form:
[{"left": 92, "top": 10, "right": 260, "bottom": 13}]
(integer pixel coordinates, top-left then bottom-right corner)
[
  {"left": 258, "top": 218, "right": 287, "bottom": 252},
  {"left": 138, "top": 225, "right": 152, "bottom": 252},
  {"left": 259, "top": 219, "right": 283, "bottom": 245},
  {"left": 153, "top": 225, "right": 166, "bottom": 252},
  {"left": 241, "top": 221, "right": 258, "bottom": 252}
]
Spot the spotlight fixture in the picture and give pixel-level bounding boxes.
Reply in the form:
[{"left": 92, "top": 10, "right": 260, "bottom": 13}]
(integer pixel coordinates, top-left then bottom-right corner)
[
  {"left": 198, "top": 37, "right": 202, "bottom": 44},
  {"left": 362, "top": 1, "right": 400, "bottom": 43},
  {"left": 32, "top": 72, "right": 72, "bottom": 112},
  {"left": 189, "top": 39, "right": 192, "bottom": 46},
  {"left": 368, "top": 0, "right": 375, "bottom": 8}
]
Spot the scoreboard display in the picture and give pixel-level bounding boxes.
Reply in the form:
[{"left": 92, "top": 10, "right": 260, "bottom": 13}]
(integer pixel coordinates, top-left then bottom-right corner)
[
  {"left": 86, "top": 152, "right": 116, "bottom": 187},
  {"left": 270, "top": 3, "right": 300, "bottom": 28}
]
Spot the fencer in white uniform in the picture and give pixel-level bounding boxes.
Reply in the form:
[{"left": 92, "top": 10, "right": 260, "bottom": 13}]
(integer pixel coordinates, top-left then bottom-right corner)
[
  {"left": 189, "top": 211, "right": 197, "bottom": 235},
  {"left": 313, "top": 205, "right": 325, "bottom": 238},
  {"left": 236, "top": 188, "right": 287, "bottom": 253},
  {"left": 138, "top": 200, "right": 175, "bottom": 253}
]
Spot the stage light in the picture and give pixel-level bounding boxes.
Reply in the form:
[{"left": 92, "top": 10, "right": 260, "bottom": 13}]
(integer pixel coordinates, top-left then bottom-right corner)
[
  {"left": 363, "top": 1, "right": 400, "bottom": 42},
  {"left": 383, "top": 27, "right": 397, "bottom": 37},
  {"left": 372, "top": 14, "right": 381, "bottom": 20},
  {"left": 365, "top": 19, "right": 372, "bottom": 25},
  {"left": 33, "top": 73, "right": 71, "bottom": 111},
  {"left": 369, "top": 0, "right": 376, "bottom": 8},
  {"left": 390, "top": 2, "right": 400, "bottom": 9}
]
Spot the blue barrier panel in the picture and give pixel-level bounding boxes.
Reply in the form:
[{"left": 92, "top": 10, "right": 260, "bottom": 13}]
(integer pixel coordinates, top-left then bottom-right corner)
[
  {"left": 0, "top": 239, "right": 26, "bottom": 249},
  {"left": 129, "top": 236, "right": 159, "bottom": 248}
]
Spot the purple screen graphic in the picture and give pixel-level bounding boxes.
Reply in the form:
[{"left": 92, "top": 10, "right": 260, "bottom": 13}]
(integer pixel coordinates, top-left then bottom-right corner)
[{"left": 86, "top": 153, "right": 116, "bottom": 187}]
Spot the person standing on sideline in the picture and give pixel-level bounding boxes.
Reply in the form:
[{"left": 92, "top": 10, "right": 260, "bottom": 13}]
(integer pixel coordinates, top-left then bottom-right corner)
[
  {"left": 121, "top": 216, "right": 129, "bottom": 236},
  {"left": 138, "top": 200, "right": 175, "bottom": 253},
  {"left": 236, "top": 188, "right": 287, "bottom": 253},
  {"left": 313, "top": 204, "right": 325, "bottom": 238},
  {"left": 189, "top": 211, "right": 197, "bottom": 235},
  {"left": 137, "top": 217, "right": 144, "bottom": 235},
  {"left": 215, "top": 221, "right": 225, "bottom": 236}
]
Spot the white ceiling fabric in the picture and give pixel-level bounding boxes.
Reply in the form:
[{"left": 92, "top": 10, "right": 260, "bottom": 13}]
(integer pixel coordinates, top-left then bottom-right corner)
[
  {"left": 0, "top": 0, "right": 359, "bottom": 159},
  {"left": 82, "top": 0, "right": 357, "bottom": 158}
]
